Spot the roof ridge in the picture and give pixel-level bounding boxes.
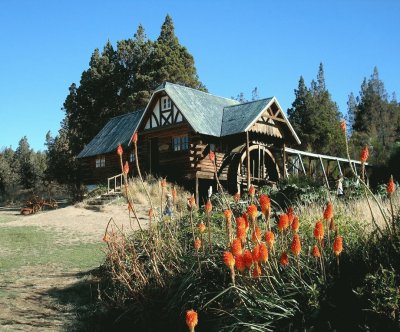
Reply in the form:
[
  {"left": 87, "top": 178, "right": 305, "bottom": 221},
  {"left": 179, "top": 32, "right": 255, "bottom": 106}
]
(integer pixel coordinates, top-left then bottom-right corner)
[
  {"left": 164, "top": 82, "right": 239, "bottom": 104},
  {"left": 224, "top": 97, "right": 274, "bottom": 109}
]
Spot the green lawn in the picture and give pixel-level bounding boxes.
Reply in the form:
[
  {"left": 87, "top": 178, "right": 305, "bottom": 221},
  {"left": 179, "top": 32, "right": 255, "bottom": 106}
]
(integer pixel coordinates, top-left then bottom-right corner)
[{"left": 0, "top": 226, "right": 105, "bottom": 272}]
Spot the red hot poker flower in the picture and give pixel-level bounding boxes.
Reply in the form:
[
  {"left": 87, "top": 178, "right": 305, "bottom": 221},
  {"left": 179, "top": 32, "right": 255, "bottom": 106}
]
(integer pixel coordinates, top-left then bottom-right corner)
[
  {"left": 248, "top": 185, "right": 255, "bottom": 197},
  {"left": 277, "top": 213, "right": 289, "bottom": 232},
  {"left": 333, "top": 236, "right": 343, "bottom": 256},
  {"left": 259, "top": 194, "right": 271, "bottom": 214},
  {"left": 323, "top": 202, "right": 333, "bottom": 221},
  {"left": 198, "top": 222, "right": 206, "bottom": 233},
  {"left": 247, "top": 204, "right": 258, "bottom": 220},
  {"left": 205, "top": 199, "right": 212, "bottom": 213},
  {"left": 131, "top": 132, "right": 138, "bottom": 144},
  {"left": 160, "top": 178, "right": 167, "bottom": 188},
  {"left": 194, "top": 239, "right": 201, "bottom": 251},
  {"left": 123, "top": 161, "right": 129, "bottom": 174},
  {"left": 252, "top": 226, "right": 261, "bottom": 243},
  {"left": 224, "top": 209, "right": 232, "bottom": 221},
  {"left": 280, "top": 252, "right": 289, "bottom": 266},
  {"left": 259, "top": 243, "right": 268, "bottom": 263},
  {"left": 252, "top": 244, "right": 261, "bottom": 262},
  {"left": 291, "top": 216, "right": 300, "bottom": 233},
  {"left": 188, "top": 195, "right": 196, "bottom": 209},
  {"left": 233, "top": 192, "right": 240, "bottom": 202},
  {"left": 360, "top": 144, "right": 369, "bottom": 163},
  {"left": 223, "top": 251, "right": 235, "bottom": 269},
  {"left": 186, "top": 310, "right": 198, "bottom": 332},
  {"left": 265, "top": 231, "right": 275, "bottom": 248},
  {"left": 243, "top": 249, "right": 253, "bottom": 268},
  {"left": 313, "top": 220, "right": 324, "bottom": 242},
  {"left": 312, "top": 245, "right": 321, "bottom": 258},
  {"left": 231, "top": 238, "right": 243, "bottom": 256},
  {"left": 171, "top": 187, "right": 177, "bottom": 200},
  {"left": 340, "top": 120, "right": 346, "bottom": 132},
  {"left": 387, "top": 175, "right": 396, "bottom": 194},
  {"left": 252, "top": 262, "right": 262, "bottom": 278},
  {"left": 290, "top": 234, "right": 301, "bottom": 257},
  {"left": 287, "top": 207, "right": 295, "bottom": 225},
  {"left": 235, "top": 254, "right": 246, "bottom": 272},
  {"left": 209, "top": 151, "right": 215, "bottom": 162},
  {"left": 117, "top": 144, "right": 123, "bottom": 156}
]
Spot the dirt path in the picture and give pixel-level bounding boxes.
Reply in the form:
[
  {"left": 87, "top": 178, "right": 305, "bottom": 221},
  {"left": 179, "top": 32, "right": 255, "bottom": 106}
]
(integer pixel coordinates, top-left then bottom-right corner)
[{"left": 0, "top": 203, "right": 147, "bottom": 331}]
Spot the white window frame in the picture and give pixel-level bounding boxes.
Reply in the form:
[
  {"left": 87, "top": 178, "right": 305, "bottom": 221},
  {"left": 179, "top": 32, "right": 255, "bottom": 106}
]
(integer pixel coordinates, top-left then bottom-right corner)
[
  {"left": 129, "top": 152, "right": 135, "bottom": 163},
  {"left": 95, "top": 155, "right": 105, "bottom": 168},
  {"left": 161, "top": 96, "right": 172, "bottom": 111}
]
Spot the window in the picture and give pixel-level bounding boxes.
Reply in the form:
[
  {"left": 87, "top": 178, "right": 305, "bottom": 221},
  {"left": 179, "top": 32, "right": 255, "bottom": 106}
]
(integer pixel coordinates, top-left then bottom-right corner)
[
  {"left": 129, "top": 152, "right": 135, "bottom": 163},
  {"left": 95, "top": 156, "right": 105, "bottom": 168},
  {"left": 209, "top": 143, "right": 216, "bottom": 152},
  {"left": 161, "top": 96, "right": 172, "bottom": 111},
  {"left": 172, "top": 135, "right": 189, "bottom": 151}
]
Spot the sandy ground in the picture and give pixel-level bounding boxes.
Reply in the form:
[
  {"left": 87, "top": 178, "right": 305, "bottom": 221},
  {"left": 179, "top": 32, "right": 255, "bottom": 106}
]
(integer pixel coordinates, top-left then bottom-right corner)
[{"left": 0, "top": 202, "right": 148, "bottom": 331}]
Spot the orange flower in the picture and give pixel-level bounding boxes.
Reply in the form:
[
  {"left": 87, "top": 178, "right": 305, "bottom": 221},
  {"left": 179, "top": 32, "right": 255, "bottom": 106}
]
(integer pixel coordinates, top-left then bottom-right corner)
[
  {"left": 160, "top": 178, "right": 167, "bottom": 188},
  {"left": 198, "top": 222, "right": 206, "bottom": 233},
  {"left": 242, "top": 213, "right": 249, "bottom": 232},
  {"left": 235, "top": 254, "right": 246, "bottom": 272},
  {"left": 333, "top": 236, "right": 343, "bottom": 256},
  {"left": 291, "top": 216, "right": 300, "bottom": 233},
  {"left": 116, "top": 144, "right": 123, "bottom": 156},
  {"left": 131, "top": 132, "right": 138, "bottom": 144},
  {"left": 233, "top": 192, "right": 240, "bottom": 202},
  {"left": 247, "top": 204, "right": 258, "bottom": 220},
  {"left": 287, "top": 207, "right": 295, "bottom": 225},
  {"left": 265, "top": 231, "right": 275, "bottom": 248},
  {"left": 259, "top": 243, "right": 268, "bottom": 263},
  {"left": 223, "top": 251, "right": 235, "bottom": 269},
  {"left": 123, "top": 161, "right": 129, "bottom": 174},
  {"left": 360, "top": 144, "right": 369, "bottom": 163},
  {"left": 128, "top": 202, "right": 133, "bottom": 211},
  {"left": 252, "top": 244, "right": 261, "bottom": 262},
  {"left": 323, "top": 202, "right": 333, "bottom": 221},
  {"left": 243, "top": 249, "right": 253, "bottom": 268},
  {"left": 280, "top": 252, "right": 289, "bottom": 266},
  {"left": 194, "top": 239, "right": 201, "bottom": 251},
  {"left": 340, "top": 120, "right": 346, "bottom": 132},
  {"left": 148, "top": 208, "right": 154, "bottom": 217},
  {"left": 209, "top": 151, "right": 215, "bottom": 162},
  {"left": 311, "top": 245, "right": 321, "bottom": 258},
  {"left": 313, "top": 220, "right": 324, "bottom": 242},
  {"left": 231, "top": 238, "right": 243, "bottom": 256},
  {"left": 224, "top": 209, "right": 232, "bottom": 221},
  {"left": 277, "top": 213, "right": 289, "bottom": 232},
  {"left": 248, "top": 185, "right": 255, "bottom": 197},
  {"left": 186, "top": 309, "right": 198, "bottom": 331},
  {"left": 252, "top": 262, "right": 262, "bottom": 278},
  {"left": 171, "top": 187, "right": 177, "bottom": 200},
  {"left": 205, "top": 199, "right": 212, "bottom": 213},
  {"left": 259, "top": 194, "right": 271, "bottom": 214},
  {"left": 252, "top": 226, "right": 261, "bottom": 243},
  {"left": 387, "top": 175, "right": 396, "bottom": 194},
  {"left": 290, "top": 234, "right": 301, "bottom": 256},
  {"left": 188, "top": 195, "right": 196, "bottom": 209},
  {"left": 237, "top": 227, "right": 247, "bottom": 243},
  {"left": 102, "top": 233, "right": 110, "bottom": 242}
]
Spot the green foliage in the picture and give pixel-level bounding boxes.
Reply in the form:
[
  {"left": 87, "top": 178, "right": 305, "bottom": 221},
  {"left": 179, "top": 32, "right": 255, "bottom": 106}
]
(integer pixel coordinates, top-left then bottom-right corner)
[
  {"left": 350, "top": 67, "right": 400, "bottom": 164},
  {"left": 288, "top": 63, "right": 345, "bottom": 156}
]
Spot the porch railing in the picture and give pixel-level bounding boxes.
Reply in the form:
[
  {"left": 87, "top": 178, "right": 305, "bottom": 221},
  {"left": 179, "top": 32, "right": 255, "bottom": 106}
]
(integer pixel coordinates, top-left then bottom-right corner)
[{"left": 107, "top": 173, "right": 124, "bottom": 194}]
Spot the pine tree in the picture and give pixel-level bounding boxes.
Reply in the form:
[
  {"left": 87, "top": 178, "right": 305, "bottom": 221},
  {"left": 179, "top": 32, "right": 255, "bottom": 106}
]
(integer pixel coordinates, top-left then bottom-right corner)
[
  {"left": 144, "top": 15, "right": 206, "bottom": 91},
  {"left": 288, "top": 65, "right": 344, "bottom": 155}
]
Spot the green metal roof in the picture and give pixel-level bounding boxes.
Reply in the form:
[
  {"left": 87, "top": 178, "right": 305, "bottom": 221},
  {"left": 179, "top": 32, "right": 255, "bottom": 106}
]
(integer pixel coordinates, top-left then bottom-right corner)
[
  {"left": 77, "top": 110, "right": 144, "bottom": 158},
  {"left": 161, "top": 82, "right": 239, "bottom": 137},
  {"left": 221, "top": 98, "right": 273, "bottom": 136}
]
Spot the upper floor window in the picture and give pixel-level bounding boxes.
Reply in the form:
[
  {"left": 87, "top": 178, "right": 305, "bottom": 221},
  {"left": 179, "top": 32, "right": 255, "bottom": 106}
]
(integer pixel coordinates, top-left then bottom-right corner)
[
  {"left": 161, "top": 96, "right": 172, "bottom": 111},
  {"left": 172, "top": 135, "right": 189, "bottom": 151},
  {"left": 95, "top": 156, "right": 105, "bottom": 168}
]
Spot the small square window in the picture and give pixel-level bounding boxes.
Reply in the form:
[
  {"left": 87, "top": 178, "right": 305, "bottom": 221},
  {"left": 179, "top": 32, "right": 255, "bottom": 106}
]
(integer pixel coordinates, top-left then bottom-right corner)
[
  {"left": 95, "top": 156, "right": 105, "bottom": 168},
  {"left": 161, "top": 96, "right": 172, "bottom": 111},
  {"left": 129, "top": 152, "right": 135, "bottom": 163},
  {"left": 172, "top": 135, "right": 189, "bottom": 151}
]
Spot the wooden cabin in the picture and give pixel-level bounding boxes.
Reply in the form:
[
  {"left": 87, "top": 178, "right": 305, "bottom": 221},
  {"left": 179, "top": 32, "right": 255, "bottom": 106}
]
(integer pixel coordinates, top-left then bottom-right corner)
[
  {"left": 77, "top": 82, "right": 365, "bottom": 200},
  {"left": 78, "top": 82, "right": 300, "bottom": 196}
]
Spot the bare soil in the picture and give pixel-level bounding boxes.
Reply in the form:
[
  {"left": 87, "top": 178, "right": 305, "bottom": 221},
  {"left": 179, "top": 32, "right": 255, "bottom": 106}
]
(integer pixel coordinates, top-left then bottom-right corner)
[{"left": 0, "top": 202, "right": 147, "bottom": 331}]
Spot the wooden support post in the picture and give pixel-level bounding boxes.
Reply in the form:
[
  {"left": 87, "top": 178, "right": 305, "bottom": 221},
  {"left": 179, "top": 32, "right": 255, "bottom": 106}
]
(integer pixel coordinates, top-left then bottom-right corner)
[
  {"left": 337, "top": 159, "right": 343, "bottom": 176},
  {"left": 298, "top": 153, "right": 306, "bottom": 175},
  {"left": 283, "top": 144, "right": 287, "bottom": 178},
  {"left": 195, "top": 173, "right": 199, "bottom": 207},
  {"left": 246, "top": 132, "right": 251, "bottom": 190},
  {"left": 319, "top": 157, "right": 330, "bottom": 189}
]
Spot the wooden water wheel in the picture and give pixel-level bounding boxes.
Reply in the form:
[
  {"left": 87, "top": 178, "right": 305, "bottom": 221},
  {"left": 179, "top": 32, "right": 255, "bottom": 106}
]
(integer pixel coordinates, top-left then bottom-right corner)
[{"left": 227, "top": 144, "right": 280, "bottom": 193}]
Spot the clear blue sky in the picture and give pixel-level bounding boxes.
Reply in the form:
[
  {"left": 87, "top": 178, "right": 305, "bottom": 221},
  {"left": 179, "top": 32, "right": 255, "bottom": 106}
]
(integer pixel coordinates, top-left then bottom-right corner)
[{"left": 0, "top": 0, "right": 399, "bottom": 151}]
